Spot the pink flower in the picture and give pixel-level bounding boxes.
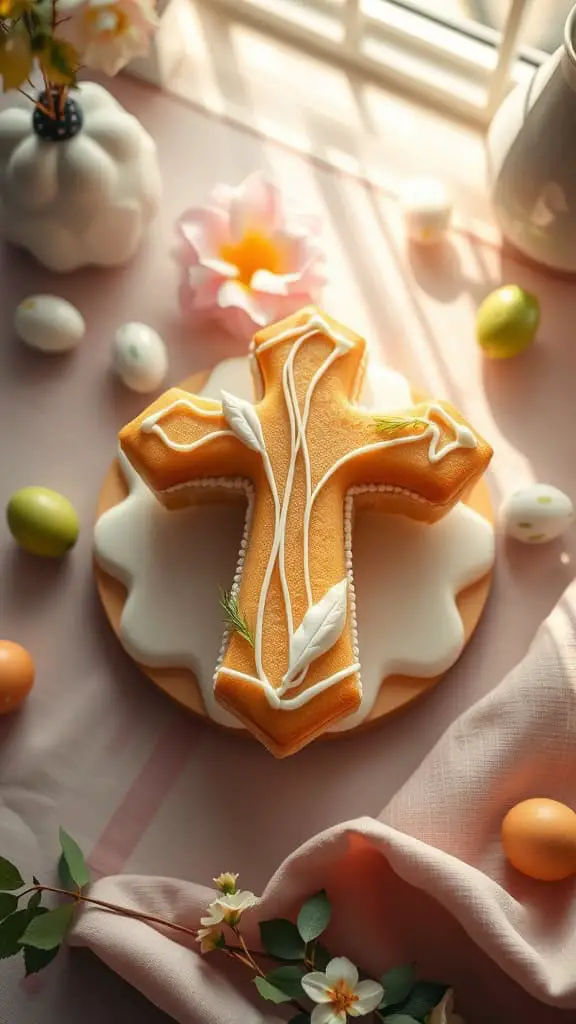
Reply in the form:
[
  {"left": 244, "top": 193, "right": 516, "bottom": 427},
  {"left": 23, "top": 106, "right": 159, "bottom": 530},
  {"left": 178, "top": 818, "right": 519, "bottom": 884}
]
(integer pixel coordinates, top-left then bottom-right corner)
[
  {"left": 57, "top": 0, "right": 159, "bottom": 76},
  {"left": 176, "top": 172, "right": 326, "bottom": 341}
]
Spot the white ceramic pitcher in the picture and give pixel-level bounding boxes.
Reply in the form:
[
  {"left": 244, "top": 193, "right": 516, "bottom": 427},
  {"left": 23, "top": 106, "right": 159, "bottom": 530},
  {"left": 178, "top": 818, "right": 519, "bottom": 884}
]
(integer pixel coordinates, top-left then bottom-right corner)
[{"left": 487, "top": 3, "right": 576, "bottom": 273}]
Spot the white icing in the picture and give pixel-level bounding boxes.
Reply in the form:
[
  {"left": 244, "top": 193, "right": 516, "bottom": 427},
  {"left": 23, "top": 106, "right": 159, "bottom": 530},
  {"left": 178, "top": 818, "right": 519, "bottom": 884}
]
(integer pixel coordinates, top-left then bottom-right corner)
[
  {"left": 246, "top": 326, "right": 346, "bottom": 700},
  {"left": 142, "top": 397, "right": 231, "bottom": 452},
  {"left": 137, "top": 315, "right": 480, "bottom": 715},
  {"left": 283, "top": 579, "right": 349, "bottom": 688},
  {"left": 144, "top": 428, "right": 234, "bottom": 455},
  {"left": 251, "top": 311, "right": 354, "bottom": 355},
  {"left": 144, "top": 397, "right": 221, "bottom": 425},
  {"left": 220, "top": 391, "right": 266, "bottom": 453},
  {"left": 222, "top": 663, "right": 361, "bottom": 710},
  {"left": 310, "top": 406, "right": 476, "bottom": 509},
  {"left": 94, "top": 353, "right": 495, "bottom": 731}
]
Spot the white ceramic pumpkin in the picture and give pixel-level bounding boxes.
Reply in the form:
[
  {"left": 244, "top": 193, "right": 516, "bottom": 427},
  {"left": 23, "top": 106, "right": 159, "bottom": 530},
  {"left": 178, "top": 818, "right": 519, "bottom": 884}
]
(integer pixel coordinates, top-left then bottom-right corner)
[{"left": 0, "top": 83, "right": 161, "bottom": 272}]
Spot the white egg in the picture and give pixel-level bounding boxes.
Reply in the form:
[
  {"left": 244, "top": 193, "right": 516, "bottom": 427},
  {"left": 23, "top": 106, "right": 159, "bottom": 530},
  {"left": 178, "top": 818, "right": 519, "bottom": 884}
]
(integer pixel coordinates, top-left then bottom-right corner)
[
  {"left": 15, "top": 295, "right": 85, "bottom": 353},
  {"left": 501, "top": 484, "right": 574, "bottom": 544},
  {"left": 112, "top": 322, "right": 168, "bottom": 394},
  {"left": 400, "top": 177, "right": 452, "bottom": 245}
]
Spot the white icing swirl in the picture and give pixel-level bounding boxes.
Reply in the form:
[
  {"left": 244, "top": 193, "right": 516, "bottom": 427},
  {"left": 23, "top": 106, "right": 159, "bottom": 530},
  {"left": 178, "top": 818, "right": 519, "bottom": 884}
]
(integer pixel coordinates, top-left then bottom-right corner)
[
  {"left": 139, "top": 314, "right": 480, "bottom": 713},
  {"left": 94, "top": 355, "right": 495, "bottom": 731}
]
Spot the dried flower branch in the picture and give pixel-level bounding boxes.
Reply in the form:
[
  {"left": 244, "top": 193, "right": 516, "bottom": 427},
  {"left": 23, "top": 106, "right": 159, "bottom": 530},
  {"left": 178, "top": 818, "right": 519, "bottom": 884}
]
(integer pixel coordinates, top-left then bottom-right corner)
[
  {"left": 0, "top": 0, "right": 157, "bottom": 120},
  {"left": 0, "top": 832, "right": 464, "bottom": 1023}
]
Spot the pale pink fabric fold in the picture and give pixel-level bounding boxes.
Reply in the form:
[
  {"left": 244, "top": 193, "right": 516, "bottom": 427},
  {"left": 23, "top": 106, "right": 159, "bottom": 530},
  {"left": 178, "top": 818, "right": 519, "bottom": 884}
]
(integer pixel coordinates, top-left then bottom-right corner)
[{"left": 71, "top": 580, "right": 576, "bottom": 1024}]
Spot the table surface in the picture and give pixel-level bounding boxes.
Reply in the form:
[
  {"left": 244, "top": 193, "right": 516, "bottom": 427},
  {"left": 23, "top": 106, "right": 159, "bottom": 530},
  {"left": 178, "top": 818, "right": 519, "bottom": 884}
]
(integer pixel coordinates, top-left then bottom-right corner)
[{"left": 1, "top": 63, "right": 576, "bottom": 1024}]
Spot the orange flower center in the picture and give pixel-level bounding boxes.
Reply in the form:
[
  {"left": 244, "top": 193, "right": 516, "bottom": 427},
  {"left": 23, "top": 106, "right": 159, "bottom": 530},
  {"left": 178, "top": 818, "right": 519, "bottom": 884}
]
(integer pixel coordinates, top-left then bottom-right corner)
[
  {"left": 219, "top": 230, "right": 284, "bottom": 288},
  {"left": 328, "top": 980, "right": 359, "bottom": 1015}
]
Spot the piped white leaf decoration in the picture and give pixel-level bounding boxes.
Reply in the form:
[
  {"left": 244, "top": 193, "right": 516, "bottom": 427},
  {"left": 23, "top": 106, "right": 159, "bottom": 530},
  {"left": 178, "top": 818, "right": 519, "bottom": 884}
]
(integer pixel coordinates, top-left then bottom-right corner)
[
  {"left": 283, "top": 579, "right": 348, "bottom": 685},
  {"left": 221, "top": 390, "right": 265, "bottom": 454}
]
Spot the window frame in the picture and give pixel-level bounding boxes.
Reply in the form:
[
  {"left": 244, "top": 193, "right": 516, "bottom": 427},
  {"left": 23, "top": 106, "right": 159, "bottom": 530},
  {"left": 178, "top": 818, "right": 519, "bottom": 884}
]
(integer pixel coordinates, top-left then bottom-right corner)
[{"left": 203, "top": 0, "right": 548, "bottom": 124}]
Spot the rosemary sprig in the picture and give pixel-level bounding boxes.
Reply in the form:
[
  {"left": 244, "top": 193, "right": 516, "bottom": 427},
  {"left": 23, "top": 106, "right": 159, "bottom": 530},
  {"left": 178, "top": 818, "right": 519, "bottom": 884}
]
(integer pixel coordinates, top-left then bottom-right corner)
[
  {"left": 373, "top": 415, "right": 429, "bottom": 434},
  {"left": 219, "top": 589, "right": 255, "bottom": 648}
]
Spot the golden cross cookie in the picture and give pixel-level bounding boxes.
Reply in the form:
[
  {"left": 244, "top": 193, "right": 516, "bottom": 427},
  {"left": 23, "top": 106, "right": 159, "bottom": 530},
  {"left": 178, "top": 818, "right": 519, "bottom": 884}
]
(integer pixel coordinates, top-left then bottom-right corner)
[{"left": 119, "top": 308, "right": 492, "bottom": 757}]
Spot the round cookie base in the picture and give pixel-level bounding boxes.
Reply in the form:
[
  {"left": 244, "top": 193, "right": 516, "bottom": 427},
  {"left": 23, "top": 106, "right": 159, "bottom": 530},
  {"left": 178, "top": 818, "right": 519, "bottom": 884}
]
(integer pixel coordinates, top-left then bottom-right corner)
[{"left": 95, "top": 370, "right": 494, "bottom": 738}]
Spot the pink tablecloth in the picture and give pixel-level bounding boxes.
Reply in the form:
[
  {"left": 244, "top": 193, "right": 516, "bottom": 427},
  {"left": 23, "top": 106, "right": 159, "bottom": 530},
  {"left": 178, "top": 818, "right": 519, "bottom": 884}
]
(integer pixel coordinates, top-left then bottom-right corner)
[
  {"left": 0, "top": 75, "right": 575, "bottom": 1024},
  {"left": 71, "top": 579, "right": 576, "bottom": 1024}
]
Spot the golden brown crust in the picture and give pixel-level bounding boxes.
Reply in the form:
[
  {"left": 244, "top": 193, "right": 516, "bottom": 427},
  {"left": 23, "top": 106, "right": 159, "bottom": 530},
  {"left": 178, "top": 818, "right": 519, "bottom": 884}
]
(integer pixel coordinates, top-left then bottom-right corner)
[
  {"left": 117, "top": 308, "right": 493, "bottom": 756},
  {"left": 96, "top": 369, "right": 494, "bottom": 748}
]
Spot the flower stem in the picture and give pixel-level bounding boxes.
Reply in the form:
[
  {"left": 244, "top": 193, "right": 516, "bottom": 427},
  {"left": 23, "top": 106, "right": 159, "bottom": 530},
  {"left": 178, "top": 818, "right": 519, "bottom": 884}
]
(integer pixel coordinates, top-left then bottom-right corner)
[
  {"left": 23, "top": 886, "right": 289, "bottom": 969},
  {"left": 223, "top": 947, "right": 255, "bottom": 971},
  {"left": 39, "top": 67, "right": 56, "bottom": 119},
  {"left": 18, "top": 89, "right": 39, "bottom": 105},
  {"left": 30, "top": 885, "right": 200, "bottom": 941},
  {"left": 26, "top": 886, "right": 284, "bottom": 963},
  {"left": 234, "top": 928, "right": 264, "bottom": 976},
  {"left": 231, "top": 927, "right": 310, "bottom": 1016},
  {"left": 26, "top": 886, "right": 308, "bottom": 1015}
]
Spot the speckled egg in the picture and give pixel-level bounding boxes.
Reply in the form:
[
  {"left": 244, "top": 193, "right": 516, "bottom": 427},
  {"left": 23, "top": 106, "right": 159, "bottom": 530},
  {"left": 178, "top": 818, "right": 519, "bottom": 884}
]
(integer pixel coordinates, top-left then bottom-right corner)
[
  {"left": 400, "top": 177, "right": 452, "bottom": 244},
  {"left": 7, "top": 486, "right": 80, "bottom": 557},
  {"left": 112, "top": 322, "right": 168, "bottom": 394},
  {"left": 15, "top": 295, "right": 85, "bottom": 353},
  {"left": 0, "top": 641, "right": 35, "bottom": 714},
  {"left": 476, "top": 285, "right": 539, "bottom": 359},
  {"left": 502, "top": 798, "right": 576, "bottom": 881},
  {"left": 501, "top": 484, "right": 574, "bottom": 543}
]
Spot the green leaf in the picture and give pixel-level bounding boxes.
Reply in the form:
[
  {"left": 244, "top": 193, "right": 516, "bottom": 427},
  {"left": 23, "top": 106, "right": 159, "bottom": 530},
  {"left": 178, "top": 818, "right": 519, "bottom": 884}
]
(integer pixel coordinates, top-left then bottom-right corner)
[
  {"left": 23, "top": 942, "right": 60, "bottom": 976},
  {"left": 59, "top": 828, "right": 90, "bottom": 889},
  {"left": 374, "top": 416, "right": 428, "bottom": 436},
  {"left": 0, "top": 893, "right": 18, "bottom": 922},
  {"left": 20, "top": 902, "right": 75, "bottom": 950},
  {"left": 0, "top": 909, "right": 33, "bottom": 959},
  {"left": 290, "top": 1015, "right": 310, "bottom": 1024},
  {"left": 49, "top": 40, "right": 69, "bottom": 75},
  {"left": 401, "top": 982, "right": 448, "bottom": 1020},
  {"left": 312, "top": 941, "right": 331, "bottom": 970},
  {"left": 382, "top": 1016, "right": 420, "bottom": 1024},
  {"left": 58, "top": 854, "right": 74, "bottom": 890},
  {"left": 259, "top": 919, "right": 305, "bottom": 960},
  {"left": 297, "top": 890, "right": 331, "bottom": 943},
  {"left": 380, "top": 965, "right": 415, "bottom": 1007},
  {"left": 265, "top": 965, "right": 306, "bottom": 1000},
  {"left": 253, "top": 976, "right": 292, "bottom": 1004},
  {"left": 30, "top": 30, "right": 51, "bottom": 54},
  {"left": 40, "top": 38, "right": 79, "bottom": 84},
  {"left": 219, "top": 589, "right": 254, "bottom": 647},
  {"left": 27, "top": 891, "right": 42, "bottom": 912},
  {"left": 0, "top": 857, "right": 24, "bottom": 891}
]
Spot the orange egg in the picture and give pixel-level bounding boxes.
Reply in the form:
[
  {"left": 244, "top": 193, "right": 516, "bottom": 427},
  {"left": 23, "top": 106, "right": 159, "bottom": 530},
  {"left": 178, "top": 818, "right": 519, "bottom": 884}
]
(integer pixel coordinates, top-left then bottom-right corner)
[
  {"left": 0, "top": 641, "right": 35, "bottom": 714},
  {"left": 501, "top": 798, "right": 576, "bottom": 881}
]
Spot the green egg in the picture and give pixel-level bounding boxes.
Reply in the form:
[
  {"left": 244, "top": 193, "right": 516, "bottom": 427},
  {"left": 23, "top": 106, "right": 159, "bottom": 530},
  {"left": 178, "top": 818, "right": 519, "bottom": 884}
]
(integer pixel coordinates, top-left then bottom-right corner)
[
  {"left": 476, "top": 285, "right": 540, "bottom": 359},
  {"left": 6, "top": 486, "right": 79, "bottom": 557}
]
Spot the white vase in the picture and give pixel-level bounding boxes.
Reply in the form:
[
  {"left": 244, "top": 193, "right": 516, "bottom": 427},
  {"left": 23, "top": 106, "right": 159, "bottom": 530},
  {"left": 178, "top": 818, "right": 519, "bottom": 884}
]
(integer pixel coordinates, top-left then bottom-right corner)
[
  {"left": 0, "top": 82, "right": 161, "bottom": 272},
  {"left": 487, "top": 3, "right": 576, "bottom": 273}
]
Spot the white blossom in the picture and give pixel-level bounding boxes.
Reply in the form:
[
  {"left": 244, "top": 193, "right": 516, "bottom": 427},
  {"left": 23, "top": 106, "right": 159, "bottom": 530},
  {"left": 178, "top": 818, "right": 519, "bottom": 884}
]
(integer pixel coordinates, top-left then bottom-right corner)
[{"left": 302, "top": 957, "right": 383, "bottom": 1023}]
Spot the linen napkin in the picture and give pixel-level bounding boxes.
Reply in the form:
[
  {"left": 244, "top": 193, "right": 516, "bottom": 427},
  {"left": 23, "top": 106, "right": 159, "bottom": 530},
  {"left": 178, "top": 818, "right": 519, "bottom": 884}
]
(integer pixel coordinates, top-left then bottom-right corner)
[{"left": 70, "top": 579, "right": 576, "bottom": 1024}]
